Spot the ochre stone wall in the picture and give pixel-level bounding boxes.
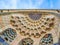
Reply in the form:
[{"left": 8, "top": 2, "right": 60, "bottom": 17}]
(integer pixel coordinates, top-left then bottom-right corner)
[{"left": 0, "top": 10, "right": 60, "bottom": 45}]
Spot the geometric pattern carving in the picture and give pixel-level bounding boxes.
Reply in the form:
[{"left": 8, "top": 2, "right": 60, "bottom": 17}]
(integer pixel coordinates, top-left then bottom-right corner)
[
  {"left": 1, "top": 28, "right": 17, "bottom": 42},
  {"left": 18, "top": 38, "right": 34, "bottom": 45},
  {"left": 40, "top": 34, "right": 53, "bottom": 45}
]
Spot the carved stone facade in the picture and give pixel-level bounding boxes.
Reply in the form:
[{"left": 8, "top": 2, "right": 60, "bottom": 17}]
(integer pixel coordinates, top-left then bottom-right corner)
[{"left": 0, "top": 10, "right": 60, "bottom": 45}]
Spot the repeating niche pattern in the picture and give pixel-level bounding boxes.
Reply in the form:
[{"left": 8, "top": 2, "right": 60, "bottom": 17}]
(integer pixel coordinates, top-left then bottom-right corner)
[
  {"left": 1, "top": 28, "right": 17, "bottom": 42},
  {"left": 10, "top": 14, "right": 57, "bottom": 38},
  {"left": 18, "top": 38, "right": 34, "bottom": 45},
  {"left": 40, "top": 34, "right": 53, "bottom": 45}
]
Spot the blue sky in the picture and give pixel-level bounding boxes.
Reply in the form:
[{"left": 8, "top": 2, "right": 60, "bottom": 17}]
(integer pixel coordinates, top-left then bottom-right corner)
[{"left": 0, "top": 0, "right": 60, "bottom": 9}]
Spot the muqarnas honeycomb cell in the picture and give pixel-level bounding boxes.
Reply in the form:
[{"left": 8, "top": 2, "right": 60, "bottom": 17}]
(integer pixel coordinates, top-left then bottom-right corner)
[
  {"left": 1, "top": 28, "right": 17, "bottom": 42},
  {"left": 40, "top": 34, "right": 53, "bottom": 45},
  {"left": 18, "top": 38, "right": 34, "bottom": 45}
]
